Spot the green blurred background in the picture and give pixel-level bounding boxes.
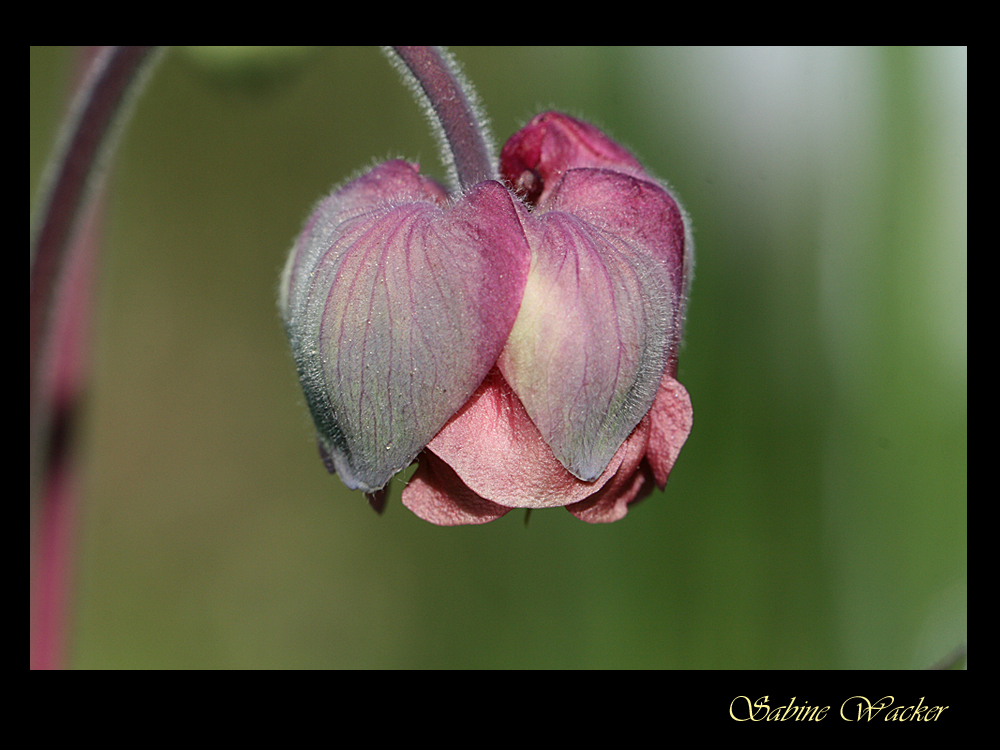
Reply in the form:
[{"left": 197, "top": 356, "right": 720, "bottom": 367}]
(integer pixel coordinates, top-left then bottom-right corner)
[{"left": 30, "top": 47, "right": 966, "bottom": 669}]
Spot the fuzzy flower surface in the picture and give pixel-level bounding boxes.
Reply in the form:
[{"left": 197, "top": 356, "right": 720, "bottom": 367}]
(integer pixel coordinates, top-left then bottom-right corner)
[{"left": 280, "top": 111, "right": 692, "bottom": 524}]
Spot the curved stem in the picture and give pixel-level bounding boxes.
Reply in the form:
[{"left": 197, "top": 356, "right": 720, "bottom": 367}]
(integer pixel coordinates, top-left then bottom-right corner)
[
  {"left": 30, "top": 46, "right": 159, "bottom": 492},
  {"left": 388, "top": 46, "right": 495, "bottom": 190},
  {"left": 30, "top": 46, "right": 162, "bottom": 669}
]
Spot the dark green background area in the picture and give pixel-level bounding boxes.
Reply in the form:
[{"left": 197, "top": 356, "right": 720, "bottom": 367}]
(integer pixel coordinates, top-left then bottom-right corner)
[{"left": 30, "top": 47, "right": 966, "bottom": 669}]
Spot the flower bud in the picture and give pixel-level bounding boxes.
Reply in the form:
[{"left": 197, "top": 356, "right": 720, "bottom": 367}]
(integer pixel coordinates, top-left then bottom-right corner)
[{"left": 282, "top": 112, "right": 692, "bottom": 524}]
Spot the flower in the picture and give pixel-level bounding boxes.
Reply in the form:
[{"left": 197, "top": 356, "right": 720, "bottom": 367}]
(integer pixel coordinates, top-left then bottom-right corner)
[{"left": 280, "top": 111, "right": 692, "bottom": 525}]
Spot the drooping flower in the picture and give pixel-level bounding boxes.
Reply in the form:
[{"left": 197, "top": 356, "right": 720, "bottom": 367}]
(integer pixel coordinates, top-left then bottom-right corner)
[{"left": 280, "top": 50, "right": 692, "bottom": 525}]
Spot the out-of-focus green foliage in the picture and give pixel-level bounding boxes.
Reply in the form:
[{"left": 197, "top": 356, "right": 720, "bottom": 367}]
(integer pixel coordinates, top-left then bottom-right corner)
[{"left": 30, "top": 46, "right": 966, "bottom": 668}]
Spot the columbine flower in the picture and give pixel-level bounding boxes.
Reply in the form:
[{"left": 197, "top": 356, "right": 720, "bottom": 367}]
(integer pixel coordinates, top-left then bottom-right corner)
[{"left": 280, "top": 49, "right": 692, "bottom": 525}]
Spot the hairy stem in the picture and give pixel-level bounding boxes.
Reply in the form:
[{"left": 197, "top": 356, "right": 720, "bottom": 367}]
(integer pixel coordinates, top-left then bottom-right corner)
[{"left": 388, "top": 46, "right": 495, "bottom": 191}]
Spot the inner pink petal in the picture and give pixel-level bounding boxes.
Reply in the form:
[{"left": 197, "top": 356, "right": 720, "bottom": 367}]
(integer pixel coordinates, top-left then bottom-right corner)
[
  {"left": 425, "top": 368, "right": 630, "bottom": 508},
  {"left": 402, "top": 452, "right": 511, "bottom": 526},
  {"left": 565, "top": 406, "right": 654, "bottom": 523},
  {"left": 645, "top": 375, "right": 693, "bottom": 489}
]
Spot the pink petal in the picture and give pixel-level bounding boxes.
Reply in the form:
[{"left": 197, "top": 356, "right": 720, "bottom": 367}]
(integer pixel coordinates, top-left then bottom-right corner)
[
  {"left": 403, "top": 370, "right": 677, "bottom": 526},
  {"left": 424, "top": 368, "right": 630, "bottom": 508},
  {"left": 645, "top": 374, "right": 693, "bottom": 489},
  {"left": 567, "top": 373, "right": 691, "bottom": 522},
  {"left": 565, "top": 464, "right": 655, "bottom": 523},
  {"left": 564, "top": 408, "right": 654, "bottom": 523},
  {"left": 402, "top": 451, "right": 511, "bottom": 526}
]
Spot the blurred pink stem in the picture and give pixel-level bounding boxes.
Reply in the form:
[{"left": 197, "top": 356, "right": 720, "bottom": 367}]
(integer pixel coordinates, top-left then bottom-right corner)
[{"left": 30, "top": 46, "right": 160, "bottom": 669}]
